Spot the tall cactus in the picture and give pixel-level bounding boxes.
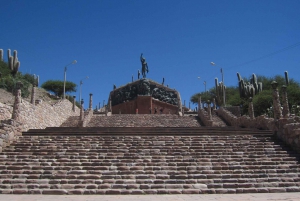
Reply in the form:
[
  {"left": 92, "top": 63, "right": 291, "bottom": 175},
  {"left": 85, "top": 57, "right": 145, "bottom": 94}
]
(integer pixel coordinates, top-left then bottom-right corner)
[
  {"left": 237, "top": 72, "right": 262, "bottom": 99},
  {"left": 7, "top": 49, "right": 20, "bottom": 77},
  {"left": 0, "top": 49, "right": 3, "bottom": 61},
  {"left": 214, "top": 77, "right": 225, "bottom": 106},
  {"left": 284, "top": 71, "right": 289, "bottom": 86},
  {"left": 34, "top": 74, "right": 39, "bottom": 87}
]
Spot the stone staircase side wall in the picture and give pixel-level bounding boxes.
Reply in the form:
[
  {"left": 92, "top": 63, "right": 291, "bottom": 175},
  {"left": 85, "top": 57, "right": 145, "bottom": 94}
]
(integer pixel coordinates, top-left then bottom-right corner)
[
  {"left": 277, "top": 118, "right": 300, "bottom": 153},
  {"left": 17, "top": 99, "right": 80, "bottom": 131},
  {"left": 79, "top": 109, "right": 94, "bottom": 127},
  {"left": 0, "top": 119, "right": 22, "bottom": 152},
  {"left": 216, "top": 107, "right": 275, "bottom": 129},
  {"left": 215, "top": 107, "right": 239, "bottom": 127},
  {"left": 197, "top": 109, "right": 213, "bottom": 126},
  {"left": 217, "top": 107, "right": 300, "bottom": 153},
  {"left": 0, "top": 102, "right": 13, "bottom": 121},
  {"left": 0, "top": 99, "right": 80, "bottom": 152}
]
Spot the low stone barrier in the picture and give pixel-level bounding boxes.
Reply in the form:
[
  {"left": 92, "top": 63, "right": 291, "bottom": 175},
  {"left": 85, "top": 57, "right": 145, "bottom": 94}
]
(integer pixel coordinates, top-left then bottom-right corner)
[
  {"left": 0, "top": 102, "right": 13, "bottom": 121},
  {"left": 79, "top": 109, "right": 94, "bottom": 127},
  {"left": 0, "top": 119, "right": 22, "bottom": 152},
  {"left": 198, "top": 109, "right": 213, "bottom": 126},
  {"left": 216, "top": 107, "right": 300, "bottom": 153}
]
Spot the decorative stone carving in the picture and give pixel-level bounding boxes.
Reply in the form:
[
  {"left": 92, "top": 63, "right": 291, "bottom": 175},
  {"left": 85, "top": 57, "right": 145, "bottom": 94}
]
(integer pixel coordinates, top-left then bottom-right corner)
[{"left": 111, "top": 79, "right": 179, "bottom": 106}]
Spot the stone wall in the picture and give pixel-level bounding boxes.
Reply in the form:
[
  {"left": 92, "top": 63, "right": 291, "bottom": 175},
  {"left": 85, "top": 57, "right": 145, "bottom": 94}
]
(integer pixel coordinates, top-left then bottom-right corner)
[
  {"left": 198, "top": 109, "right": 213, "bottom": 126},
  {"left": 17, "top": 99, "right": 80, "bottom": 131},
  {"left": 216, "top": 107, "right": 300, "bottom": 153},
  {"left": 0, "top": 98, "right": 80, "bottom": 152},
  {"left": 79, "top": 109, "right": 94, "bottom": 127},
  {"left": 0, "top": 119, "right": 22, "bottom": 152},
  {"left": 224, "top": 106, "right": 241, "bottom": 117},
  {"left": 0, "top": 102, "right": 13, "bottom": 121},
  {"left": 277, "top": 117, "right": 300, "bottom": 153}
]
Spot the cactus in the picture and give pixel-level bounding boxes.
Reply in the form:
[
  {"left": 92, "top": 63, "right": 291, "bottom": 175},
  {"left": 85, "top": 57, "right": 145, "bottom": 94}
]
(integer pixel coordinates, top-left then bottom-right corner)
[
  {"left": 284, "top": 71, "right": 289, "bottom": 86},
  {"left": 7, "top": 49, "right": 20, "bottom": 77},
  {"left": 214, "top": 77, "right": 225, "bottom": 106},
  {"left": 33, "top": 74, "right": 39, "bottom": 86},
  {"left": 0, "top": 49, "right": 3, "bottom": 61},
  {"left": 237, "top": 72, "right": 262, "bottom": 99}
]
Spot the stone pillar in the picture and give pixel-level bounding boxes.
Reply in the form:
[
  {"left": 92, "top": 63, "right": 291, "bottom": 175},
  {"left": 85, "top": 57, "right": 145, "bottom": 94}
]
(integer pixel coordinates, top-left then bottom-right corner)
[
  {"left": 248, "top": 97, "right": 255, "bottom": 119},
  {"left": 212, "top": 98, "right": 216, "bottom": 110},
  {"left": 72, "top": 96, "right": 76, "bottom": 112},
  {"left": 281, "top": 85, "right": 290, "bottom": 118},
  {"left": 12, "top": 81, "right": 23, "bottom": 121},
  {"left": 207, "top": 100, "right": 212, "bottom": 120},
  {"left": 198, "top": 96, "right": 202, "bottom": 110},
  {"left": 271, "top": 81, "right": 282, "bottom": 119},
  {"left": 80, "top": 99, "right": 84, "bottom": 121},
  {"left": 109, "top": 100, "right": 112, "bottom": 112},
  {"left": 30, "top": 84, "right": 35, "bottom": 105},
  {"left": 89, "top": 93, "right": 93, "bottom": 110}
]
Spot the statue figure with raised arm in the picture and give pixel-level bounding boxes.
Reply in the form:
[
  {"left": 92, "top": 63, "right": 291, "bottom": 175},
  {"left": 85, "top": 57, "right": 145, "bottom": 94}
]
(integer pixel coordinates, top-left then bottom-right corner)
[{"left": 140, "top": 53, "right": 149, "bottom": 78}]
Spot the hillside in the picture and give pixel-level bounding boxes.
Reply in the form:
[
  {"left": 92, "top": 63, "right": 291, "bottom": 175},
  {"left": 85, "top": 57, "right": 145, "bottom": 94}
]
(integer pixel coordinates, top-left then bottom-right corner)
[{"left": 0, "top": 87, "right": 60, "bottom": 106}]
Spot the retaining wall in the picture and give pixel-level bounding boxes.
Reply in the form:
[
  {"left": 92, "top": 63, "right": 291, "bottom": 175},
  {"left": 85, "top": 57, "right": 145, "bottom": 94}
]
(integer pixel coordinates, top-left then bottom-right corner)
[{"left": 0, "top": 98, "right": 80, "bottom": 152}]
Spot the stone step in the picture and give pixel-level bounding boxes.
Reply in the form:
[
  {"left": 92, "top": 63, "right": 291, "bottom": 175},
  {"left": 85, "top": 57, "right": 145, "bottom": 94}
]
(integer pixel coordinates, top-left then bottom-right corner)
[
  {"left": 1, "top": 187, "right": 300, "bottom": 195},
  {"left": 23, "top": 127, "right": 273, "bottom": 136}
]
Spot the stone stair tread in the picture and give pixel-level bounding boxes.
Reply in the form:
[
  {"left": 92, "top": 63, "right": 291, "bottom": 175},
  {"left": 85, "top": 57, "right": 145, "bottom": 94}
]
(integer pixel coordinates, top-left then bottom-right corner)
[{"left": 1, "top": 125, "right": 300, "bottom": 195}]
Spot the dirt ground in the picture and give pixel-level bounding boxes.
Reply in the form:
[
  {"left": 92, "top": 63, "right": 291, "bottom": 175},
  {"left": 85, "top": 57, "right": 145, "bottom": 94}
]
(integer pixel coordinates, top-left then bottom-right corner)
[{"left": 0, "top": 87, "right": 59, "bottom": 106}]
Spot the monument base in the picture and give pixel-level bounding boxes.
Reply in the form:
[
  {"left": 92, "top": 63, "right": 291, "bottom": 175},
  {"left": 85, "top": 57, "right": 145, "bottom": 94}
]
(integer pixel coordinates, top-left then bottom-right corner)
[{"left": 112, "top": 96, "right": 178, "bottom": 114}]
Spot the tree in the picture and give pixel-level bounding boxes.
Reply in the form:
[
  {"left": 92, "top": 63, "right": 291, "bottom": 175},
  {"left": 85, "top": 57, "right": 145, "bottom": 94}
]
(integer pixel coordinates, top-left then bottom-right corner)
[
  {"left": 190, "top": 73, "right": 300, "bottom": 116},
  {"left": 41, "top": 80, "right": 77, "bottom": 97}
]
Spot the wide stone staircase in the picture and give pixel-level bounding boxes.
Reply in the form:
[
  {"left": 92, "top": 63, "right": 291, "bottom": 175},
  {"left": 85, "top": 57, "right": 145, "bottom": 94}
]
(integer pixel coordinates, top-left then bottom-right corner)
[{"left": 1, "top": 127, "right": 300, "bottom": 194}]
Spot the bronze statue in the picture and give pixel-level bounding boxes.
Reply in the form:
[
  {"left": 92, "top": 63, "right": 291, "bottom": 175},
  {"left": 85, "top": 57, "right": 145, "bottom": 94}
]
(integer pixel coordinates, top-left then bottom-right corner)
[{"left": 140, "top": 53, "right": 149, "bottom": 78}]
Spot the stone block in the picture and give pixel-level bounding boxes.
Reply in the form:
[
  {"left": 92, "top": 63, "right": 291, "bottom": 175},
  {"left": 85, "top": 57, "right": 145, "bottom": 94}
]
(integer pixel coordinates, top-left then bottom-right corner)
[{"left": 42, "top": 189, "right": 68, "bottom": 195}]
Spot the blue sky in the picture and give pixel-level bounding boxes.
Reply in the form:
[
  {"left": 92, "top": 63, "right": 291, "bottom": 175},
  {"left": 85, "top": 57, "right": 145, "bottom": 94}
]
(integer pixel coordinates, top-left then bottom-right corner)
[{"left": 1, "top": 0, "right": 300, "bottom": 109}]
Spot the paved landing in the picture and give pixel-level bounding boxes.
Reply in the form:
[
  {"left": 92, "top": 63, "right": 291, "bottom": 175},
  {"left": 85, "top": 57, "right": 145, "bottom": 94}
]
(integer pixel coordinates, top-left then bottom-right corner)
[{"left": 0, "top": 193, "right": 300, "bottom": 201}]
